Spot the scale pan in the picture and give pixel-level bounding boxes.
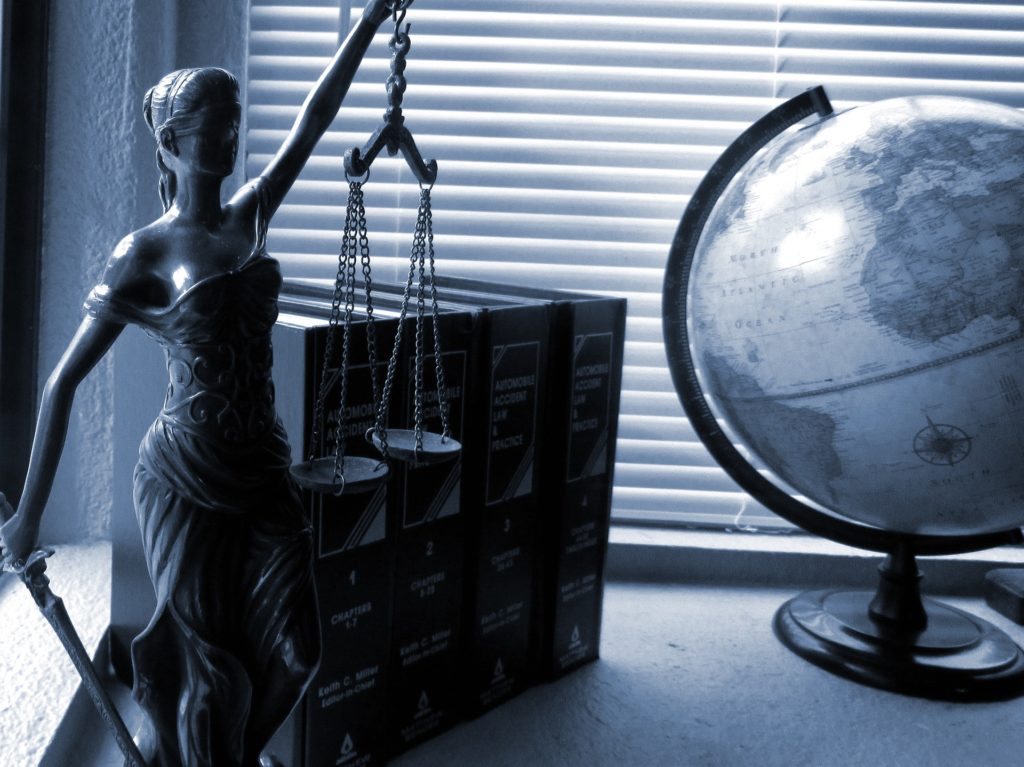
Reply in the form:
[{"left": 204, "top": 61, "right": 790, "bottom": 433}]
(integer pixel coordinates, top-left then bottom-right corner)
[
  {"left": 371, "top": 429, "right": 461, "bottom": 465},
  {"left": 290, "top": 456, "right": 389, "bottom": 495}
]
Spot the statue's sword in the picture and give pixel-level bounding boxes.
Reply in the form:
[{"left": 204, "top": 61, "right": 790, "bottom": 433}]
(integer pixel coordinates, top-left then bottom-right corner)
[{"left": 0, "top": 500, "right": 147, "bottom": 766}]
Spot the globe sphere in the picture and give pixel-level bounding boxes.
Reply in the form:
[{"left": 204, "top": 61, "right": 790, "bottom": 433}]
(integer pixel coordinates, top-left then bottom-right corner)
[{"left": 688, "top": 95, "right": 1024, "bottom": 536}]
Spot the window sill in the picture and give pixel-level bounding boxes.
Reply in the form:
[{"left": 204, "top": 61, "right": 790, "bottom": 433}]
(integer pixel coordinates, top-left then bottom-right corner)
[
  {"left": 0, "top": 539, "right": 111, "bottom": 766},
  {"left": 31, "top": 530, "right": 1024, "bottom": 765},
  {"left": 65, "top": 582, "right": 1024, "bottom": 767},
  {"left": 606, "top": 524, "right": 1024, "bottom": 595},
  {"left": 392, "top": 581, "right": 1024, "bottom": 767}
]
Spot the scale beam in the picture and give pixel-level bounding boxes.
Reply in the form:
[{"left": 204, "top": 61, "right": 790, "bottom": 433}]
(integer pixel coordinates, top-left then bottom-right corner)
[{"left": 344, "top": 10, "right": 437, "bottom": 185}]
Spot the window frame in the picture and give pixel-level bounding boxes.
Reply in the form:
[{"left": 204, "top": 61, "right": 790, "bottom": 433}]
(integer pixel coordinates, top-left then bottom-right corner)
[{"left": 0, "top": 0, "right": 47, "bottom": 507}]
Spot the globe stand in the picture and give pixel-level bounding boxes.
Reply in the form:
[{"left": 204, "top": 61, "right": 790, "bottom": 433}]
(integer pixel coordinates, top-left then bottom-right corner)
[{"left": 774, "top": 543, "right": 1024, "bottom": 701}]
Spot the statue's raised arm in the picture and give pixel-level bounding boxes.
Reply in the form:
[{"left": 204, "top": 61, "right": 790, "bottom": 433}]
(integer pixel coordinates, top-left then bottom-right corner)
[{"left": 232, "top": 0, "right": 404, "bottom": 221}]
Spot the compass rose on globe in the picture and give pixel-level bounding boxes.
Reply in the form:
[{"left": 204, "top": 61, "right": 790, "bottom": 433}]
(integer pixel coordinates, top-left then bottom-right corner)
[{"left": 913, "top": 417, "right": 972, "bottom": 467}]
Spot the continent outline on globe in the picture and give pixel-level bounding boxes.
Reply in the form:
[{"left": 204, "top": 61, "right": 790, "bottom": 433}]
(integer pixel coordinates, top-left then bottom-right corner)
[{"left": 687, "top": 95, "right": 1024, "bottom": 536}]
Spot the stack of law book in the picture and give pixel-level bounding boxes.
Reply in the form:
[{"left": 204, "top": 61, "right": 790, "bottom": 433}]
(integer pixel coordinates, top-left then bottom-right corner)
[
  {"left": 426, "top": 277, "right": 627, "bottom": 680},
  {"left": 269, "top": 276, "right": 625, "bottom": 765}
]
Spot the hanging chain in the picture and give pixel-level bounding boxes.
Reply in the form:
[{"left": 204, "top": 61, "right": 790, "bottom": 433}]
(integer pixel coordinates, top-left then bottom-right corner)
[
  {"left": 331, "top": 192, "right": 359, "bottom": 485},
  {"left": 306, "top": 177, "right": 374, "bottom": 493},
  {"left": 355, "top": 181, "right": 387, "bottom": 461},
  {"left": 413, "top": 203, "right": 428, "bottom": 453},
  {"left": 374, "top": 186, "right": 447, "bottom": 458},
  {"left": 423, "top": 188, "right": 451, "bottom": 441},
  {"left": 389, "top": 2, "right": 411, "bottom": 50},
  {"left": 375, "top": 223, "right": 419, "bottom": 450},
  {"left": 308, "top": 180, "right": 360, "bottom": 465}
]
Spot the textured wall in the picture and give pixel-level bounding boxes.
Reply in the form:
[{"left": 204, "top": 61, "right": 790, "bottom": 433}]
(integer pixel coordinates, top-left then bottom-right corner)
[
  {"left": 39, "top": 0, "right": 162, "bottom": 544},
  {"left": 38, "top": 0, "right": 249, "bottom": 544}
]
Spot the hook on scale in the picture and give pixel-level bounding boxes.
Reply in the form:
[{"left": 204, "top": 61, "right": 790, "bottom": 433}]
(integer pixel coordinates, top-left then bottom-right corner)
[{"left": 344, "top": 2, "right": 437, "bottom": 186}]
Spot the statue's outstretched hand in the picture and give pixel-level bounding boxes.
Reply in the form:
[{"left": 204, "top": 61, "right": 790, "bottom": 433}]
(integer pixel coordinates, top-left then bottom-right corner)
[
  {"left": 0, "top": 492, "right": 37, "bottom": 568},
  {"left": 364, "top": 0, "right": 414, "bottom": 27}
]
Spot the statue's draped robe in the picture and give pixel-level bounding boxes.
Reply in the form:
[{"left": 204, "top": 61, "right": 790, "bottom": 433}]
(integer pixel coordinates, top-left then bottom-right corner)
[{"left": 85, "top": 203, "right": 318, "bottom": 766}]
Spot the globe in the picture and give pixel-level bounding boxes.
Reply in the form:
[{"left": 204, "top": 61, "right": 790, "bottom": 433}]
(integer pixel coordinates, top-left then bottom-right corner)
[
  {"left": 685, "top": 94, "right": 1024, "bottom": 538},
  {"left": 664, "top": 88, "right": 1024, "bottom": 700}
]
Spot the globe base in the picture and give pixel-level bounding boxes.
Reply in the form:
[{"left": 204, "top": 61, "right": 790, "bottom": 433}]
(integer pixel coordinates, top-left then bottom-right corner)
[{"left": 775, "top": 588, "right": 1024, "bottom": 701}]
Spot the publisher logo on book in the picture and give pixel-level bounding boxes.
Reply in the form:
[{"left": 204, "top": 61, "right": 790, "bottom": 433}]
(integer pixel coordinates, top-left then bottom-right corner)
[
  {"left": 492, "top": 657, "right": 506, "bottom": 684},
  {"left": 569, "top": 624, "right": 583, "bottom": 650},
  {"left": 558, "top": 623, "right": 590, "bottom": 669},
  {"left": 335, "top": 731, "right": 371, "bottom": 767},
  {"left": 401, "top": 688, "right": 446, "bottom": 743},
  {"left": 418, "top": 689, "right": 432, "bottom": 716},
  {"left": 481, "top": 655, "right": 516, "bottom": 707}
]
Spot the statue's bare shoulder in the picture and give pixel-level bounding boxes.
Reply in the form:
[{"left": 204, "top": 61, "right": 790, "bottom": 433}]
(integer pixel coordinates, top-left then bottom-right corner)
[{"left": 97, "top": 226, "right": 177, "bottom": 310}]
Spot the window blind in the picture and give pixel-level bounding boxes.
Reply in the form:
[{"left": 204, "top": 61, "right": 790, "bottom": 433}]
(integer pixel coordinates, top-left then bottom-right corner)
[{"left": 246, "top": 0, "right": 1024, "bottom": 531}]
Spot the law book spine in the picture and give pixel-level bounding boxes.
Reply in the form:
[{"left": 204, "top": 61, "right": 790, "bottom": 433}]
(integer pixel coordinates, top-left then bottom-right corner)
[
  {"left": 384, "top": 305, "right": 474, "bottom": 755},
  {"left": 458, "top": 301, "right": 548, "bottom": 715},
  {"left": 272, "top": 314, "right": 395, "bottom": 767},
  {"left": 543, "top": 297, "right": 626, "bottom": 676}
]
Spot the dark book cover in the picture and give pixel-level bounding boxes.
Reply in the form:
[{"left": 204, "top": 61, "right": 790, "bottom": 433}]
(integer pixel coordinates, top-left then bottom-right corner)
[
  {"left": 431, "top": 276, "right": 627, "bottom": 679},
  {"left": 272, "top": 310, "right": 396, "bottom": 767},
  {"left": 365, "top": 291, "right": 472, "bottom": 754},
  {"left": 431, "top": 291, "right": 549, "bottom": 715},
  {"left": 549, "top": 298, "right": 624, "bottom": 675}
]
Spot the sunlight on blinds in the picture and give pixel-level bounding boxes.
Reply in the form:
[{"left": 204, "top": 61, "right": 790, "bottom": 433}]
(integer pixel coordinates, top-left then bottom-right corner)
[{"left": 246, "top": 0, "right": 1024, "bottom": 530}]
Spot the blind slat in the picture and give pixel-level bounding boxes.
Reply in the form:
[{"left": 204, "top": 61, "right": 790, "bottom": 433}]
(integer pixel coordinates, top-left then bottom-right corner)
[{"left": 246, "top": 155, "right": 703, "bottom": 195}]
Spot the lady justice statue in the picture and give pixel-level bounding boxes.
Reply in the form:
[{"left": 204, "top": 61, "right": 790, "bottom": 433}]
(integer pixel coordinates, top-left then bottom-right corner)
[{"left": 0, "top": 1, "right": 408, "bottom": 764}]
